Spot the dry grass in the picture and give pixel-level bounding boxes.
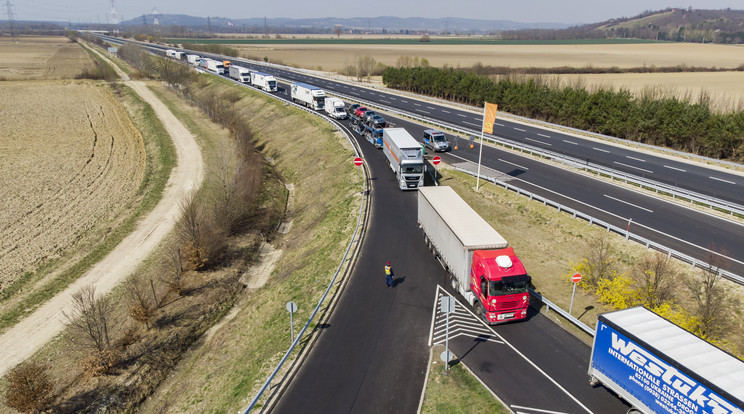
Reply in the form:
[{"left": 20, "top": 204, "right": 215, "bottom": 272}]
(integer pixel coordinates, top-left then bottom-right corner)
[
  {"left": 0, "top": 36, "right": 96, "bottom": 80},
  {"left": 0, "top": 80, "right": 145, "bottom": 295}
]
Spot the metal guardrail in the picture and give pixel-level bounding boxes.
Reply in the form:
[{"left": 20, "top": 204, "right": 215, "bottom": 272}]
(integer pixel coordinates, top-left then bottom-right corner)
[
  {"left": 529, "top": 289, "right": 596, "bottom": 336},
  {"left": 452, "top": 166, "right": 744, "bottom": 285},
  {"left": 321, "top": 90, "right": 744, "bottom": 218}
]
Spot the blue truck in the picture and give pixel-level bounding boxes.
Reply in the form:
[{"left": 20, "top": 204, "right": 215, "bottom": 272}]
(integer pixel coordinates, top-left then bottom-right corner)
[{"left": 589, "top": 307, "right": 744, "bottom": 414}]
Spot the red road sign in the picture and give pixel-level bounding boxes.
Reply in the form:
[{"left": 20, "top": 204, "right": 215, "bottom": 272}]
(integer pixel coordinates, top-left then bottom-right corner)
[
  {"left": 571, "top": 273, "right": 582, "bottom": 283},
  {"left": 353, "top": 157, "right": 363, "bottom": 166},
  {"left": 432, "top": 156, "right": 441, "bottom": 165}
]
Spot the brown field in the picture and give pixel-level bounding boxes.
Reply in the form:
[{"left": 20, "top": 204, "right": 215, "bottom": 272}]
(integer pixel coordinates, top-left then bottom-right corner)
[
  {"left": 0, "top": 80, "right": 145, "bottom": 285},
  {"left": 0, "top": 36, "right": 95, "bottom": 80},
  {"left": 236, "top": 42, "right": 744, "bottom": 111}
]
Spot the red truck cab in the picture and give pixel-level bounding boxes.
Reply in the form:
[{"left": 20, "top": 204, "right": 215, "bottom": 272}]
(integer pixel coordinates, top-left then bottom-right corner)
[{"left": 470, "top": 247, "right": 531, "bottom": 323}]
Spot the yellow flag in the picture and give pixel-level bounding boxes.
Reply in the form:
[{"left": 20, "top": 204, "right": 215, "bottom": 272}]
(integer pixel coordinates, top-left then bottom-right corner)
[{"left": 483, "top": 103, "right": 498, "bottom": 134}]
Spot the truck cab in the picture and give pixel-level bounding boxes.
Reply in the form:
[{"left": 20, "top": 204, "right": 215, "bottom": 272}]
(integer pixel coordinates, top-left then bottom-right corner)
[
  {"left": 470, "top": 248, "right": 530, "bottom": 323},
  {"left": 423, "top": 129, "right": 450, "bottom": 152}
]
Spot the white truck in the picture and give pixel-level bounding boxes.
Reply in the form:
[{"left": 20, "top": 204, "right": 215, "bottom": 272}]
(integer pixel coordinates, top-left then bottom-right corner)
[
  {"left": 290, "top": 82, "right": 326, "bottom": 111},
  {"left": 382, "top": 128, "right": 425, "bottom": 190},
  {"left": 186, "top": 54, "right": 201, "bottom": 66},
  {"left": 165, "top": 49, "right": 176, "bottom": 58},
  {"left": 198, "top": 58, "right": 225, "bottom": 75},
  {"left": 251, "top": 71, "right": 277, "bottom": 92},
  {"left": 229, "top": 66, "right": 251, "bottom": 84},
  {"left": 418, "top": 186, "right": 531, "bottom": 324},
  {"left": 324, "top": 97, "right": 347, "bottom": 119},
  {"left": 173, "top": 51, "right": 185, "bottom": 60},
  {"left": 589, "top": 307, "right": 744, "bottom": 414}
]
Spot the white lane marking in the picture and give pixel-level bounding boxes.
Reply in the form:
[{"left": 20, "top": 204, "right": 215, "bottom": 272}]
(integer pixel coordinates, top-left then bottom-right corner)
[
  {"left": 525, "top": 137, "right": 551, "bottom": 146},
  {"left": 400, "top": 99, "right": 409, "bottom": 103},
  {"left": 430, "top": 286, "right": 594, "bottom": 414},
  {"left": 664, "top": 165, "right": 687, "bottom": 172},
  {"left": 457, "top": 113, "right": 467, "bottom": 117},
  {"left": 441, "top": 109, "right": 450, "bottom": 113},
  {"left": 512, "top": 405, "right": 571, "bottom": 414},
  {"left": 427, "top": 106, "right": 436, "bottom": 110},
  {"left": 449, "top": 150, "right": 744, "bottom": 268},
  {"left": 538, "top": 133, "right": 551, "bottom": 138},
  {"left": 593, "top": 147, "right": 610, "bottom": 153},
  {"left": 604, "top": 194, "right": 654, "bottom": 213},
  {"left": 499, "top": 158, "right": 529, "bottom": 170},
  {"left": 495, "top": 122, "right": 505, "bottom": 127},
  {"left": 389, "top": 96, "right": 397, "bottom": 100},
  {"left": 563, "top": 140, "right": 578, "bottom": 145},
  {"left": 710, "top": 176, "right": 736, "bottom": 185},
  {"left": 626, "top": 155, "right": 646, "bottom": 162},
  {"left": 463, "top": 121, "right": 480, "bottom": 127},
  {"left": 614, "top": 161, "right": 653, "bottom": 174},
  {"left": 417, "top": 109, "right": 430, "bottom": 114},
  {"left": 514, "top": 127, "right": 526, "bottom": 132},
  {"left": 414, "top": 102, "right": 421, "bottom": 106}
]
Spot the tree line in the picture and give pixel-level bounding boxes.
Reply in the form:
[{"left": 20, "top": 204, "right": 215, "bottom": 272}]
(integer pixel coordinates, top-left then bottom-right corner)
[{"left": 383, "top": 66, "right": 744, "bottom": 161}]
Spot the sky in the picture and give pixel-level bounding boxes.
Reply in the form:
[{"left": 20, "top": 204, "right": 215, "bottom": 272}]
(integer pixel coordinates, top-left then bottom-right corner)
[{"left": 7, "top": 0, "right": 744, "bottom": 25}]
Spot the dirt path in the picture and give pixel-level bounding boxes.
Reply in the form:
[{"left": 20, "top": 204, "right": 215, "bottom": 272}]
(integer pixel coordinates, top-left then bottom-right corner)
[{"left": 0, "top": 49, "right": 204, "bottom": 376}]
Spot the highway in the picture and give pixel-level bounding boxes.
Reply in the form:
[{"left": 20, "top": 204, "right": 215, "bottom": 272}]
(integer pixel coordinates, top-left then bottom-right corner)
[{"left": 96, "top": 36, "right": 744, "bottom": 411}]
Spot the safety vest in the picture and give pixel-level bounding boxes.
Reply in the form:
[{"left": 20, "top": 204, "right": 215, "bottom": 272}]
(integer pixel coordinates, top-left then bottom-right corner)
[{"left": 385, "top": 265, "right": 391, "bottom": 275}]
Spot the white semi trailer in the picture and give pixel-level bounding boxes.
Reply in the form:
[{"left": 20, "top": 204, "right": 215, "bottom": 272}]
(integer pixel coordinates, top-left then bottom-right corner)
[
  {"left": 290, "top": 82, "right": 326, "bottom": 111},
  {"left": 382, "top": 128, "right": 425, "bottom": 190},
  {"left": 251, "top": 71, "right": 277, "bottom": 92},
  {"left": 186, "top": 54, "right": 201, "bottom": 66},
  {"left": 198, "top": 58, "right": 225, "bottom": 75},
  {"left": 229, "top": 66, "right": 252, "bottom": 84}
]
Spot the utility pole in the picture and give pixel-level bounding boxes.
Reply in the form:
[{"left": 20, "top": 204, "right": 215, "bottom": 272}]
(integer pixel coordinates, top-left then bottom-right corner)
[{"left": 3, "top": 0, "right": 15, "bottom": 37}]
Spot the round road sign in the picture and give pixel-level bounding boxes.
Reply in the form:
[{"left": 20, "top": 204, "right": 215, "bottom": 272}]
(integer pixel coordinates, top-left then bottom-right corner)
[
  {"left": 432, "top": 156, "right": 441, "bottom": 165},
  {"left": 571, "top": 273, "right": 582, "bottom": 283},
  {"left": 353, "top": 157, "right": 363, "bottom": 166}
]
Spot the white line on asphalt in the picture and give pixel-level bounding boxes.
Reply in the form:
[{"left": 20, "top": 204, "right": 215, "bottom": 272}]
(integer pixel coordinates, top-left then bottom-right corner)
[
  {"left": 417, "top": 109, "right": 430, "bottom": 114},
  {"left": 538, "top": 133, "right": 551, "bottom": 138},
  {"left": 514, "top": 127, "right": 526, "bottom": 132},
  {"left": 709, "top": 176, "right": 736, "bottom": 185},
  {"left": 512, "top": 405, "right": 571, "bottom": 414},
  {"left": 593, "top": 147, "right": 610, "bottom": 153},
  {"left": 441, "top": 109, "right": 450, "bottom": 113},
  {"left": 427, "top": 106, "right": 436, "bottom": 110},
  {"left": 463, "top": 121, "right": 480, "bottom": 127},
  {"left": 400, "top": 99, "right": 408, "bottom": 103},
  {"left": 414, "top": 102, "right": 421, "bottom": 106},
  {"left": 498, "top": 158, "right": 529, "bottom": 170},
  {"left": 604, "top": 194, "right": 654, "bottom": 213},
  {"left": 626, "top": 155, "right": 646, "bottom": 162},
  {"left": 389, "top": 96, "right": 397, "bottom": 100},
  {"left": 457, "top": 113, "right": 467, "bottom": 117},
  {"left": 525, "top": 137, "right": 551, "bottom": 146},
  {"left": 614, "top": 161, "right": 653, "bottom": 174},
  {"left": 495, "top": 122, "right": 505, "bottom": 127},
  {"left": 563, "top": 140, "right": 578, "bottom": 145},
  {"left": 664, "top": 165, "right": 687, "bottom": 172}
]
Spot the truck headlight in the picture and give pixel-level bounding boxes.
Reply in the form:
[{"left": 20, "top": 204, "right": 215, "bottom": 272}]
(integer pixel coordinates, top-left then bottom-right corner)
[{"left": 491, "top": 298, "right": 497, "bottom": 304}]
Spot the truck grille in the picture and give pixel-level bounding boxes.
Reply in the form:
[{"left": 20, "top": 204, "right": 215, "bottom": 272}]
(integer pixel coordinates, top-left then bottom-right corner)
[
  {"left": 500, "top": 299, "right": 522, "bottom": 309},
  {"left": 404, "top": 176, "right": 419, "bottom": 181}
]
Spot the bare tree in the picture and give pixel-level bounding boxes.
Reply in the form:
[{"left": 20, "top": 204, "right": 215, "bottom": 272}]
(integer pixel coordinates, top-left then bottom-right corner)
[
  {"left": 64, "top": 286, "right": 112, "bottom": 354},
  {"left": 4, "top": 362, "right": 53, "bottom": 414},
  {"left": 356, "top": 55, "right": 376, "bottom": 82},
  {"left": 583, "top": 233, "right": 617, "bottom": 290},
  {"left": 161, "top": 245, "right": 185, "bottom": 296},
  {"left": 686, "top": 247, "right": 737, "bottom": 339},
  {"left": 334, "top": 25, "right": 343, "bottom": 39},
  {"left": 126, "top": 274, "right": 157, "bottom": 329},
  {"left": 631, "top": 252, "right": 677, "bottom": 308}
]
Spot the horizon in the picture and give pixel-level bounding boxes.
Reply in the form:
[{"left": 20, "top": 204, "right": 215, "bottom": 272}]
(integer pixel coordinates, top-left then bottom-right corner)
[{"left": 6, "top": 1, "right": 744, "bottom": 26}]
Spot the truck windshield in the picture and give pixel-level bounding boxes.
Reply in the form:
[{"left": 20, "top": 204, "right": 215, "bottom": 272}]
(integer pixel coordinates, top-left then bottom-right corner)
[
  {"left": 268, "top": 81, "right": 276, "bottom": 89},
  {"left": 488, "top": 274, "right": 531, "bottom": 296},
  {"left": 401, "top": 163, "right": 424, "bottom": 174}
]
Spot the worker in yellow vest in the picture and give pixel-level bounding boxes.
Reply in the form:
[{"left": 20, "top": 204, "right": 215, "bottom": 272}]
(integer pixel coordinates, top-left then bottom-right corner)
[{"left": 385, "top": 261, "right": 394, "bottom": 287}]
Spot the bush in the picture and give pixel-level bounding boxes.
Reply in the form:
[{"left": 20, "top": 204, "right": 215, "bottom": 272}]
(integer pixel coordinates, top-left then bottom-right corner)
[{"left": 4, "top": 362, "right": 54, "bottom": 413}]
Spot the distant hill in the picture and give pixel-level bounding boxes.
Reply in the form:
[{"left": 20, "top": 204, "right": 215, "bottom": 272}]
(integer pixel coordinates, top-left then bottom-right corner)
[
  {"left": 118, "top": 15, "right": 570, "bottom": 34},
  {"left": 502, "top": 8, "right": 744, "bottom": 43}
]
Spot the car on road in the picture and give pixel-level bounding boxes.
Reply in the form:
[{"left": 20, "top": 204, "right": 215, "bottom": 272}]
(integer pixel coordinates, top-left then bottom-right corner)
[
  {"left": 423, "top": 129, "right": 450, "bottom": 152},
  {"left": 369, "top": 115, "right": 387, "bottom": 128},
  {"left": 348, "top": 103, "right": 361, "bottom": 115},
  {"left": 354, "top": 106, "right": 369, "bottom": 117},
  {"left": 363, "top": 111, "right": 378, "bottom": 123}
]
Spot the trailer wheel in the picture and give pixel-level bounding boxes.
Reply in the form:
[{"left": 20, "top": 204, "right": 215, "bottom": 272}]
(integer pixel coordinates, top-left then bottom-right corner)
[{"left": 627, "top": 409, "right": 643, "bottom": 414}]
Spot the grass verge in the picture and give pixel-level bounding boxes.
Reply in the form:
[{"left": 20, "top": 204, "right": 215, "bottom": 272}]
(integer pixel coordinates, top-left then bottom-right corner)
[{"left": 421, "top": 345, "right": 509, "bottom": 414}]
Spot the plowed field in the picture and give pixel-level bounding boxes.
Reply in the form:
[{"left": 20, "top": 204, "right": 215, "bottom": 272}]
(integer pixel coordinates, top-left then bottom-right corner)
[
  {"left": 0, "top": 80, "right": 145, "bottom": 286},
  {"left": 0, "top": 36, "right": 95, "bottom": 80}
]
